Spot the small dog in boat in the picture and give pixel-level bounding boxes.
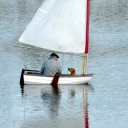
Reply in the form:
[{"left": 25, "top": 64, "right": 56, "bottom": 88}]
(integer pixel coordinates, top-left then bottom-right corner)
[{"left": 68, "top": 68, "right": 77, "bottom": 76}]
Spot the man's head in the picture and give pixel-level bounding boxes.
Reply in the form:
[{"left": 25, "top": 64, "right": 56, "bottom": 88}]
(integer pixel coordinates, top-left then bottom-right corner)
[{"left": 50, "top": 53, "right": 59, "bottom": 60}]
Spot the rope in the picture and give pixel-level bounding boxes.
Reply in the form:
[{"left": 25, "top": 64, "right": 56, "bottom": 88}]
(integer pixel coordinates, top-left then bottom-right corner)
[
  {"left": 24, "top": 48, "right": 27, "bottom": 70},
  {"left": 61, "top": 53, "right": 64, "bottom": 71}
]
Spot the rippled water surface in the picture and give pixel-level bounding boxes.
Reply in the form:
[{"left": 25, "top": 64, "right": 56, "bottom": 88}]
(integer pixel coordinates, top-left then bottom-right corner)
[{"left": 0, "top": 0, "right": 128, "bottom": 128}]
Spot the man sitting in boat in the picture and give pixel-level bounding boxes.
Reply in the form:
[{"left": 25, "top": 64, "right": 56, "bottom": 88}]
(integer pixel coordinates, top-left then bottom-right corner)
[{"left": 40, "top": 53, "right": 62, "bottom": 76}]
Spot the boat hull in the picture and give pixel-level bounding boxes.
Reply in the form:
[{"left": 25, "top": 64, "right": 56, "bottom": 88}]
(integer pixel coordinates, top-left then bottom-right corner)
[{"left": 22, "top": 72, "right": 93, "bottom": 85}]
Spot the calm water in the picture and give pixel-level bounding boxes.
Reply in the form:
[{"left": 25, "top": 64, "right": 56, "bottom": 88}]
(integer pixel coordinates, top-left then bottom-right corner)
[{"left": 0, "top": 0, "right": 128, "bottom": 128}]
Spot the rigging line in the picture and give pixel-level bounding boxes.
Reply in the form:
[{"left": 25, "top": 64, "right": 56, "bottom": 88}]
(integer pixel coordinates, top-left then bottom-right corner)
[
  {"left": 61, "top": 53, "right": 64, "bottom": 71},
  {"left": 24, "top": 47, "right": 27, "bottom": 69}
]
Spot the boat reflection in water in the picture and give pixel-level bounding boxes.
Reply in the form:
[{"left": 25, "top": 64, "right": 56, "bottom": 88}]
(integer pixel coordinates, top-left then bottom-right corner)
[
  {"left": 41, "top": 84, "right": 61, "bottom": 118},
  {"left": 20, "top": 84, "right": 93, "bottom": 128}
]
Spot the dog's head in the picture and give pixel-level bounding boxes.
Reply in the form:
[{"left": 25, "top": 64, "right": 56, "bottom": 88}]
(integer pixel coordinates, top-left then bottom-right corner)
[{"left": 68, "top": 68, "right": 76, "bottom": 74}]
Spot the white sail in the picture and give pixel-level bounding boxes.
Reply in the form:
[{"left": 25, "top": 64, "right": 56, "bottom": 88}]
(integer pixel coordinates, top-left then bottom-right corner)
[
  {"left": 19, "top": 0, "right": 57, "bottom": 43},
  {"left": 19, "top": 0, "right": 87, "bottom": 53}
]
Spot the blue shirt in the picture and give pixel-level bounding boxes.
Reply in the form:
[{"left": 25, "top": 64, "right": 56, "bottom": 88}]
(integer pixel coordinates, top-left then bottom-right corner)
[{"left": 40, "top": 58, "right": 62, "bottom": 76}]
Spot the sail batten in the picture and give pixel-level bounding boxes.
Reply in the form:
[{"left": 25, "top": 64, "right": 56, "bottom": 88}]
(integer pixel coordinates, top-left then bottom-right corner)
[
  {"left": 39, "top": 8, "right": 47, "bottom": 14},
  {"left": 19, "top": 0, "right": 89, "bottom": 54}
]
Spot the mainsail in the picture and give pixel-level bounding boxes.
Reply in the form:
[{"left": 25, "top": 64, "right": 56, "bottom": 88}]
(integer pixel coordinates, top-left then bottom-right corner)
[
  {"left": 19, "top": 0, "right": 89, "bottom": 54},
  {"left": 19, "top": 0, "right": 57, "bottom": 46}
]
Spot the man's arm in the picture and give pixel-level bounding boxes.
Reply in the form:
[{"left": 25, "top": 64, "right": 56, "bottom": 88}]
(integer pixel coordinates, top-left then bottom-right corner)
[{"left": 40, "top": 61, "right": 46, "bottom": 75}]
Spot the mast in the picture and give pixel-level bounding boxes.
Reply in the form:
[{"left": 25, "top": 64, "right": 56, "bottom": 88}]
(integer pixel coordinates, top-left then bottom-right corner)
[
  {"left": 85, "top": 0, "right": 90, "bottom": 54},
  {"left": 82, "top": 0, "right": 90, "bottom": 75}
]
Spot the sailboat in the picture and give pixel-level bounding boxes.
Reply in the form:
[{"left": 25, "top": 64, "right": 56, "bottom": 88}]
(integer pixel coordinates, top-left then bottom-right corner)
[{"left": 19, "top": 0, "right": 93, "bottom": 85}]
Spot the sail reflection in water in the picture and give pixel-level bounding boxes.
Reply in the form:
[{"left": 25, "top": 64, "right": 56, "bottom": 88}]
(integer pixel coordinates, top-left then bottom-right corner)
[
  {"left": 83, "top": 89, "right": 89, "bottom": 128},
  {"left": 20, "top": 84, "right": 93, "bottom": 128}
]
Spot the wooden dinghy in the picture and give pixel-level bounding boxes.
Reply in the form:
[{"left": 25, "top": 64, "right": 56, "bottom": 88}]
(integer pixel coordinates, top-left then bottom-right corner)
[{"left": 20, "top": 69, "right": 93, "bottom": 85}]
